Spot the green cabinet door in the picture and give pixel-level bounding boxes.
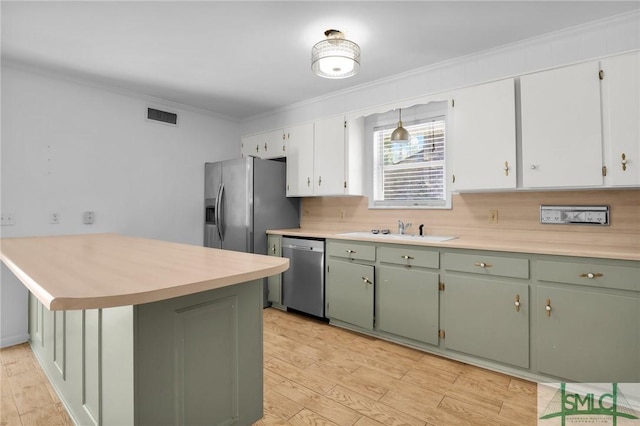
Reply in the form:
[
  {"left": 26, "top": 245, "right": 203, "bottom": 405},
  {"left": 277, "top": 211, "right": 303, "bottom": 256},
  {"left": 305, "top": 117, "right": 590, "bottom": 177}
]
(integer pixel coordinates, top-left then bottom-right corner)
[
  {"left": 326, "top": 258, "right": 374, "bottom": 330},
  {"left": 377, "top": 265, "right": 439, "bottom": 345},
  {"left": 537, "top": 286, "right": 640, "bottom": 382},
  {"left": 266, "top": 235, "right": 282, "bottom": 304},
  {"left": 443, "top": 275, "right": 530, "bottom": 368}
]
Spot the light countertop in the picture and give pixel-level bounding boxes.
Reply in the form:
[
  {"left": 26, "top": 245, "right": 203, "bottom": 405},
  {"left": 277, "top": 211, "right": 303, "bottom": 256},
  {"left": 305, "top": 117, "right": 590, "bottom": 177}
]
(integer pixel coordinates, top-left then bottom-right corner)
[
  {"left": 0, "top": 233, "right": 289, "bottom": 311},
  {"left": 267, "top": 228, "right": 640, "bottom": 261}
]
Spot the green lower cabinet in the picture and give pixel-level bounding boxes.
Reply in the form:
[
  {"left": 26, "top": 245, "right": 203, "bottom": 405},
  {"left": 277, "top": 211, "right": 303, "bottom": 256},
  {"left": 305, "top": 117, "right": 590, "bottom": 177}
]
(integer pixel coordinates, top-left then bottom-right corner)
[
  {"left": 377, "top": 265, "right": 439, "bottom": 345},
  {"left": 267, "top": 235, "right": 282, "bottom": 304},
  {"left": 326, "top": 258, "right": 374, "bottom": 330},
  {"left": 443, "top": 275, "right": 530, "bottom": 368},
  {"left": 537, "top": 285, "right": 640, "bottom": 382}
]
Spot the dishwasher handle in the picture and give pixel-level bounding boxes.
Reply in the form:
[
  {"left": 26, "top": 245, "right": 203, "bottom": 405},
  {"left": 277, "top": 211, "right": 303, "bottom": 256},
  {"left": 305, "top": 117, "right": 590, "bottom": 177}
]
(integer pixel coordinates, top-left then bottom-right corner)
[{"left": 286, "top": 244, "right": 320, "bottom": 251}]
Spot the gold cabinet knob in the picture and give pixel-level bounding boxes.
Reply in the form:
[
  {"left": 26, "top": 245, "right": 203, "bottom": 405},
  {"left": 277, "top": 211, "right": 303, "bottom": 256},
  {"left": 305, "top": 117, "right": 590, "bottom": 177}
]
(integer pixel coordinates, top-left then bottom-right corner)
[
  {"left": 307, "top": 177, "right": 311, "bottom": 187},
  {"left": 255, "top": 144, "right": 259, "bottom": 153},
  {"left": 271, "top": 244, "right": 276, "bottom": 255},
  {"left": 361, "top": 277, "right": 372, "bottom": 285},
  {"left": 514, "top": 294, "right": 521, "bottom": 312},
  {"left": 318, "top": 176, "right": 322, "bottom": 186},
  {"left": 474, "top": 262, "right": 492, "bottom": 268},
  {"left": 346, "top": 249, "right": 356, "bottom": 254},
  {"left": 545, "top": 298, "right": 552, "bottom": 317},
  {"left": 504, "top": 161, "right": 510, "bottom": 176},
  {"left": 401, "top": 255, "right": 414, "bottom": 260},
  {"left": 621, "top": 153, "right": 628, "bottom": 171}
]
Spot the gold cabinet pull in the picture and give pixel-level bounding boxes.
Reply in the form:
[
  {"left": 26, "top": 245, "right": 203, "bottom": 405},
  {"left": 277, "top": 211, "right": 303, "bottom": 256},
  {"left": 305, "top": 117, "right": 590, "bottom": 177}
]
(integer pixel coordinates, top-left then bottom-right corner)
[
  {"left": 474, "top": 262, "right": 493, "bottom": 268},
  {"left": 401, "top": 255, "right": 414, "bottom": 260},
  {"left": 307, "top": 177, "right": 311, "bottom": 187},
  {"left": 318, "top": 176, "right": 322, "bottom": 186},
  {"left": 579, "top": 272, "right": 603, "bottom": 279},
  {"left": 271, "top": 244, "right": 276, "bottom": 255},
  {"left": 255, "top": 144, "right": 260, "bottom": 153},
  {"left": 504, "top": 161, "right": 510, "bottom": 176},
  {"left": 264, "top": 143, "right": 268, "bottom": 151},
  {"left": 621, "top": 153, "right": 627, "bottom": 171},
  {"left": 545, "top": 298, "right": 552, "bottom": 317},
  {"left": 514, "top": 294, "right": 521, "bottom": 312},
  {"left": 361, "top": 277, "right": 372, "bottom": 285},
  {"left": 345, "top": 249, "right": 357, "bottom": 254},
  {"left": 283, "top": 145, "right": 286, "bottom": 151}
]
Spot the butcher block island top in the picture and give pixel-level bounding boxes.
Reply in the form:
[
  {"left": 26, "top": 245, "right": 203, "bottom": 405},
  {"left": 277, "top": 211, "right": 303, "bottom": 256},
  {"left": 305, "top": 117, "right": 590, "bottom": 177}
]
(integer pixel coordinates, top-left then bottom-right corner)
[{"left": 0, "top": 233, "right": 289, "bottom": 310}]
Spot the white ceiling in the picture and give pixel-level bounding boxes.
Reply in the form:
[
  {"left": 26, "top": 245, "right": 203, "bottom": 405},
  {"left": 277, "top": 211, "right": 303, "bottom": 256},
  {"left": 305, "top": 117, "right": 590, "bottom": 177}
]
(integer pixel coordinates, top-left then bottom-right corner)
[{"left": 2, "top": 1, "right": 638, "bottom": 119}]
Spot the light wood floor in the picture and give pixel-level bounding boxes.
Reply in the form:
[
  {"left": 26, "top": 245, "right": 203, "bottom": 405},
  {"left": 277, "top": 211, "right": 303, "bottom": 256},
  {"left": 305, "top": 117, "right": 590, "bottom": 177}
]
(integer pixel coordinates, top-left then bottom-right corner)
[{"left": 1, "top": 308, "right": 537, "bottom": 425}]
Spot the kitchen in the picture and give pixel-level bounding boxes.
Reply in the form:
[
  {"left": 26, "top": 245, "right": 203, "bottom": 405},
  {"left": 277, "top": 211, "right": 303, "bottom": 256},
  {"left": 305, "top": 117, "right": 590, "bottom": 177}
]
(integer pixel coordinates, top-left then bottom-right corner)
[{"left": 1, "top": 2, "right": 639, "bottom": 425}]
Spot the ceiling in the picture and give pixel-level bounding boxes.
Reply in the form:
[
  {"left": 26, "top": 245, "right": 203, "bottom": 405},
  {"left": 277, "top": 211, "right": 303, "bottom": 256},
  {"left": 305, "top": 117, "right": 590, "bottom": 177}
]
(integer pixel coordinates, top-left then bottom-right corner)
[{"left": 2, "top": 1, "right": 638, "bottom": 119}]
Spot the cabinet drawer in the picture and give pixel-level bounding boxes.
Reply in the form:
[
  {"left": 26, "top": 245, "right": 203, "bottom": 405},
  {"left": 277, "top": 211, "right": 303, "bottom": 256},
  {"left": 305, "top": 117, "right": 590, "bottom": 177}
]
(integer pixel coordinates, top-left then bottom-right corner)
[
  {"left": 444, "top": 253, "right": 529, "bottom": 279},
  {"left": 378, "top": 245, "right": 439, "bottom": 269},
  {"left": 537, "top": 260, "right": 640, "bottom": 292},
  {"left": 327, "top": 240, "right": 375, "bottom": 262}
]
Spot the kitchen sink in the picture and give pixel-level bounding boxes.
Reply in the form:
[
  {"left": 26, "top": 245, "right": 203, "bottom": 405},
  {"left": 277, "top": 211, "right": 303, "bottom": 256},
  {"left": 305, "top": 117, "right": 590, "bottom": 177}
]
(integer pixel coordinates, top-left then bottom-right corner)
[{"left": 337, "top": 232, "right": 458, "bottom": 243}]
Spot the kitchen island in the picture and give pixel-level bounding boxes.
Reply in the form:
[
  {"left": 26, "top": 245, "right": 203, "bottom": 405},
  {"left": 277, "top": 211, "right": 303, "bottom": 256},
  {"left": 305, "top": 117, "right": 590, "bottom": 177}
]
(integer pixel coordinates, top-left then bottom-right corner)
[{"left": 0, "top": 233, "right": 289, "bottom": 426}]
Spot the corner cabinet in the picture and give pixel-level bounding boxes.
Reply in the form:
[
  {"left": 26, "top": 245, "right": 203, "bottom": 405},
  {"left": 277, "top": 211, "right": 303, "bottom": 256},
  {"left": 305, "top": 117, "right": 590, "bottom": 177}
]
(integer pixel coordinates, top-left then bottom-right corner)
[
  {"left": 450, "top": 78, "right": 517, "bottom": 191},
  {"left": 520, "top": 60, "right": 603, "bottom": 188}
]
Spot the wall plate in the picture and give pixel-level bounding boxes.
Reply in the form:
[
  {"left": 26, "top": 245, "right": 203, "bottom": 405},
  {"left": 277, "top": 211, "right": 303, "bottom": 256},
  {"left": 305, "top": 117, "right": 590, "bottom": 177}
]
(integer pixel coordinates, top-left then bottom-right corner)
[{"left": 540, "top": 205, "right": 609, "bottom": 225}]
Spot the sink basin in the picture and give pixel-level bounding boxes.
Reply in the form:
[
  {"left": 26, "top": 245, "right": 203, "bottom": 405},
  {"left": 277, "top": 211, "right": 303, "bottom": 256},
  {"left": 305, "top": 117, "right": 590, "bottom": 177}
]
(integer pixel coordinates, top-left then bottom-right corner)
[{"left": 337, "top": 232, "right": 457, "bottom": 243}]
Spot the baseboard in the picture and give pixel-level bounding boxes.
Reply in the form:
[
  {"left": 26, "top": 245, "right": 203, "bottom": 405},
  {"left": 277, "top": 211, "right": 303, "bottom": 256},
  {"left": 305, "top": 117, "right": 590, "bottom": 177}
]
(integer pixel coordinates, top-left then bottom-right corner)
[{"left": 1, "top": 333, "right": 29, "bottom": 348}]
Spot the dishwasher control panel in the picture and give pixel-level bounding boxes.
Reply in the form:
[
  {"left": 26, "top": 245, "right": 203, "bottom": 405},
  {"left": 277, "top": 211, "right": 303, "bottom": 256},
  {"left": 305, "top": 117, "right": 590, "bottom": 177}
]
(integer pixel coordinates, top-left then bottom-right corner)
[{"left": 540, "top": 205, "right": 609, "bottom": 225}]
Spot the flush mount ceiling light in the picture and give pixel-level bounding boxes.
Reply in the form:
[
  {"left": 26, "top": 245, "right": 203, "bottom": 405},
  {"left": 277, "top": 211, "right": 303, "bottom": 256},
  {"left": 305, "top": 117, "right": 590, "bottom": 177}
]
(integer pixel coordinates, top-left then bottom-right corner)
[
  {"left": 390, "top": 108, "right": 410, "bottom": 143},
  {"left": 311, "top": 29, "right": 360, "bottom": 79}
]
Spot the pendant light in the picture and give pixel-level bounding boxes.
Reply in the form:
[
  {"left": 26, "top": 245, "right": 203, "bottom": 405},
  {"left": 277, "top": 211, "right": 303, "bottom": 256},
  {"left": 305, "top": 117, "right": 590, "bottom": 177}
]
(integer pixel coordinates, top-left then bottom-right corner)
[
  {"left": 390, "top": 109, "right": 410, "bottom": 143},
  {"left": 311, "top": 29, "right": 360, "bottom": 79}
]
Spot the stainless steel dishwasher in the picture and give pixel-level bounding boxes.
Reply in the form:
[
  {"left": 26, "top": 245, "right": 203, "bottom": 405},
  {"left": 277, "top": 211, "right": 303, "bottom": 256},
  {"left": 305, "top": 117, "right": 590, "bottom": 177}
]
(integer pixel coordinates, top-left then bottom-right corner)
[{"left": 281, "top": 237, "right": 325, "bottom": 318}]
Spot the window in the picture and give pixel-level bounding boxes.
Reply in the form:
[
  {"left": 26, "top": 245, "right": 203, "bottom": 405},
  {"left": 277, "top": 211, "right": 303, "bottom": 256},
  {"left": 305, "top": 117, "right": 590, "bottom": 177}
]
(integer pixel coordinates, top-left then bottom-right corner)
[{"left": 372, "top": 114, "right": 447, "bottom": 208}]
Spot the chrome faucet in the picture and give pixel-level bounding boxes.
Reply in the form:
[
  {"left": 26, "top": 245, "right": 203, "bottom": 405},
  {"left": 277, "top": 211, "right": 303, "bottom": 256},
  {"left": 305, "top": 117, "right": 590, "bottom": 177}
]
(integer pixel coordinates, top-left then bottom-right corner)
[{"left": 398, "top": 220, "right": 412, "bottom": 235}]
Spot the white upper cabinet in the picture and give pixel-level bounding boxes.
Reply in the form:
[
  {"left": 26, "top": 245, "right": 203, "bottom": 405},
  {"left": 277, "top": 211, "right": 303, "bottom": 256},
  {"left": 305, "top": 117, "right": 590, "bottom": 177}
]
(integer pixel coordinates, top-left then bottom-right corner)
[
  {"left": 520, "top": 61, "right": 603, "bottom": 188},
  {"left": 241, "top": 133, "right": 261, "bottom": 158},
  {"left": 601, "top": 51, "right": 640, "bottom": 187},
  {"left": 450, "top": 78, "right": 517, "bottom": 191},
  {"left": 286, "top": 115, "right": 364, "bottom": 197},
  {"left": 313, "top": 115, "right": 364, "bottom": 196},
  {"left": 285, "top": 122, "right": 314, "bottom": 197},
  {"left": 240, "top": 129, "right": 286, "bottom": 159}
]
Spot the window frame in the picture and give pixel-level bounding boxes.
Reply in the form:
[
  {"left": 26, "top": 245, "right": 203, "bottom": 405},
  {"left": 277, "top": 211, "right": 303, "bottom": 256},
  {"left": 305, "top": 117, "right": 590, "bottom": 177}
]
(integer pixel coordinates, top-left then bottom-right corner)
[{"left": 365, "top": 101, "right": 452, "bottom": 210}]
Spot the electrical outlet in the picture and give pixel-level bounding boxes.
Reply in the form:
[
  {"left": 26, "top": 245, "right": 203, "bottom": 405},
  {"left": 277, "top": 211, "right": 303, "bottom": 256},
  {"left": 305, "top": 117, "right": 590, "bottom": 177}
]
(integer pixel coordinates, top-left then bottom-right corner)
[
  {"left": 83, "top": 211, "right": 95, "bottom": 224},
  {"left": 489, "top": 209, "right": 498, "bottom": 224},
  {"left": 1, "top": 212, "right": 15, "bottom": 226},
  {"left": 50, "top": 212, "right": 60, "bottom": 224}
]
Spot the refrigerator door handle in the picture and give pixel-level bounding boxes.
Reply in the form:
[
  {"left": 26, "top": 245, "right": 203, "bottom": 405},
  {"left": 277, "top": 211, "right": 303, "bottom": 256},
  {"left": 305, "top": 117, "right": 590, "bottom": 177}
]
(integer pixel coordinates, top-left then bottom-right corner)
[
  {"left": 217, "top": 182, "right": 225, "bottom": 241},
  {"left": 215, "top": 182, "right": 224, "bottom": 242}
]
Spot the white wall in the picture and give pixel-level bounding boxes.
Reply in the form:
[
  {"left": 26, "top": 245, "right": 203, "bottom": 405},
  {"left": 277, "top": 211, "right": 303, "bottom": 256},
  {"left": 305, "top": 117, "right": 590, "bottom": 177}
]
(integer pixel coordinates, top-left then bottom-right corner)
[
  {"left": 241, "top": 11, "right": 640, "bottom": 135},
  {"left": 0, "top": 65, "right": 240, "bottom": 346}
]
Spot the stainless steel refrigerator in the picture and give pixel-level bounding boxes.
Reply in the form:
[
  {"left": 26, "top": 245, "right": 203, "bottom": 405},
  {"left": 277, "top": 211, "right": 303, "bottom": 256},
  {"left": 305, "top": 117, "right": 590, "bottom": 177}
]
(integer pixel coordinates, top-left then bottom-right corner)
[{"left": 204, "top": 157, "right": 300, "bottom": 305}]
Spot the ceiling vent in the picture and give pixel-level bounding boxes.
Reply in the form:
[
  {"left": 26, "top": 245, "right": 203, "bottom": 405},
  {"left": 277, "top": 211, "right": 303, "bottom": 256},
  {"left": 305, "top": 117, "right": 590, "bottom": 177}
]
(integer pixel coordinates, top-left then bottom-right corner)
[{"left": 147, "top": 107, "right": 178, "bottom": 126}]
